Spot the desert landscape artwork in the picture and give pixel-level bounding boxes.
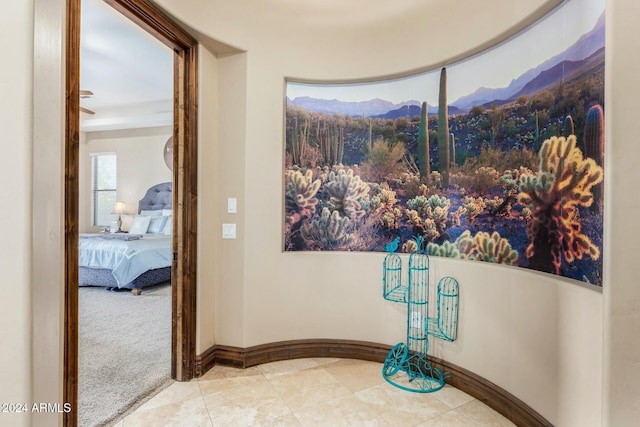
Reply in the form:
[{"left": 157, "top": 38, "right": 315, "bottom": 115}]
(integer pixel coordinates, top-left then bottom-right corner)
[{"left": 284, "top": 0, "right": 605, "bottom": 286}]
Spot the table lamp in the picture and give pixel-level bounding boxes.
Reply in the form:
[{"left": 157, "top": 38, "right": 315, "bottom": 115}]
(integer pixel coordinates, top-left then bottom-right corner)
[{"left": 112, "top": 201, "right": 126, "bottom": 232}]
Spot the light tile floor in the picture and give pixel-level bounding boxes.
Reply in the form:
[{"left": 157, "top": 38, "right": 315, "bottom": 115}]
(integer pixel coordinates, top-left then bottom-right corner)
[{"left": 113, "top": 358, "right": 515, "bottom": 427}]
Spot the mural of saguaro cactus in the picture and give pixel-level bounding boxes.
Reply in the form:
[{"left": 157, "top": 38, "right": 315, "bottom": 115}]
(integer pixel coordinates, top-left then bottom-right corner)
[
  {"left": 368, "top": 117, "right": 373, "bottom": 153},
  {"left": 417, "top": 101, "right": 431, "bottom": 179},
  {"left": 534, "top": 110, "right": 540, "bottom": 147},
  {"left": 584, "top": 104, "right": 604, "bottom": 213},
  {"left": 438, "top": 67, "right": 450, "bottom": 188},
  {"left": 563, "top": 114, "right": 574, "bottom": 137},
  {"left": 518, "top": 135, "right": 603, "bottom": 275},
  {"left": 290, "top": 115, "right": 310, "bottom": 166},
  {"left": 450, "top": 133, "right": 456, "bottom": 167},
  {"left": 319, "top": 118, "right": 344, "bottom": 165}
]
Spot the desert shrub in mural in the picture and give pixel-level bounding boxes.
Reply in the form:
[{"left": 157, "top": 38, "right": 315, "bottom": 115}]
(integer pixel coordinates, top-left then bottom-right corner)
[{"left": 283, "top": 0, "right": 605, "bottom": 286}]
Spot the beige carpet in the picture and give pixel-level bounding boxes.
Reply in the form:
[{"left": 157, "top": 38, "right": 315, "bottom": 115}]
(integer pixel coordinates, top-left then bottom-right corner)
[{"left": 78, "top": 283, "right": 171, "bottom": 427}]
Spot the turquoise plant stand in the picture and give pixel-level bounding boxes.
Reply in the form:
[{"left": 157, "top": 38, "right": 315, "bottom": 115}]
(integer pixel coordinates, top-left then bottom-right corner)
[{"left": 382, "top": 251, "right": 459, "bottom": 393}]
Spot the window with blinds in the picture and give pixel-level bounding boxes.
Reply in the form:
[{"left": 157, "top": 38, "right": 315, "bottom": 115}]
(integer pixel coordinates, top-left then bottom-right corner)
[{"left": 91, "top": 153, "right": 117, "bottom": 227}]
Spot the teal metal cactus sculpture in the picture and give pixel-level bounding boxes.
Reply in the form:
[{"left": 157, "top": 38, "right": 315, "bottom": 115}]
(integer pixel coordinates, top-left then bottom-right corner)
[
  {"left": 383, "top": 253, "right": 405, "bottom": 302},
  {"left": 381, "top": 251, "right": 460, "bottom": 393}
]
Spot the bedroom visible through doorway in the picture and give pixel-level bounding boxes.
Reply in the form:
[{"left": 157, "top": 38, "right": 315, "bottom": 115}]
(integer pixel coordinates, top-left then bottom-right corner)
[
  {"left": 77, "top": 0, "right": 175, "bottom": 424},
  {"left": 65, "top": 0, "right": 198, "bottom": 425}
]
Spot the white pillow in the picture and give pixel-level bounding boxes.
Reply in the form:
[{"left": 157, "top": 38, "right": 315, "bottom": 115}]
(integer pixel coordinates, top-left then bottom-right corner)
[
  {"left": 140, "top": 209, "right": 163, "bottom": 217},
  {"left": 161, "top": 209, "right": 172, "bottom": 216},
  {"left": 129, "top": 215, "right": 151, "bottom": 235},
  {"left": 162, "top": 218, "right": 173, "bottom": 235},
  {"left": 148, "top": 216, "right": 167, "bottom": 234}
]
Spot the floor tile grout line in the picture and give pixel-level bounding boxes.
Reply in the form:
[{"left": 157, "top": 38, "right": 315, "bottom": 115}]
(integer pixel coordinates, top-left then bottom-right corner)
[
  {"left": 196, "top": 376, "right": 217, "bottom": 427},
  {"left": 258, "top": 365, "right": 309, "bottom": 426}
]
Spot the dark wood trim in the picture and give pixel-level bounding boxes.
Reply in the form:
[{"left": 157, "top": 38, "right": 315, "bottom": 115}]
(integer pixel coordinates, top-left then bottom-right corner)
[
  {"left": 65, "top": 0, "right": 198, "bottom": 423},
  {"left": 195, "top": 340, "right": 552, "bottom": 427},
  {"left": 194, "top": 345, "right": 220, "bottom": 376},
  {"left": 103, "top": 0, "right": 197, "bottom": 50},
  {"left": 64, "top": 0, "right": 81, "bottom": 425},
  {"left": 428, "top": 355, "right": 553, "bottom": 427},
  {"left": 171, "top": 36, "right": 199, "bottom": 382}
]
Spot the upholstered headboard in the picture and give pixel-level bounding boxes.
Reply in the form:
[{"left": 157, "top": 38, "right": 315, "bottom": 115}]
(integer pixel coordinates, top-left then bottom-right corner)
[{"left": 138, "top": 182, "right": 172, "bottom": 213}]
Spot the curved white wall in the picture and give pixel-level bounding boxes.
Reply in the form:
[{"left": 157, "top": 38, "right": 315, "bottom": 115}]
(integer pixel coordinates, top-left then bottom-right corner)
[{"left": 157, "top": 0, "right": 605, "bottom": 425}]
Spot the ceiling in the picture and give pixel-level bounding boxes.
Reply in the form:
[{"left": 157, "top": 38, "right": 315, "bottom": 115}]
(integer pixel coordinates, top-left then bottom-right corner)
[{"left": 80, "top": 0, "right": 173, "bottom": 132}]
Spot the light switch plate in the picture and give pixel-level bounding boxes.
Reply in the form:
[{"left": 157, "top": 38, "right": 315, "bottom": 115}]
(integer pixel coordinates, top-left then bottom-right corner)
[
  {"left": 222, "top": 223, "right": 236, "bottom": 239},
  {"left": 227, "top": 198, "right": 237, "bottom": 214}
]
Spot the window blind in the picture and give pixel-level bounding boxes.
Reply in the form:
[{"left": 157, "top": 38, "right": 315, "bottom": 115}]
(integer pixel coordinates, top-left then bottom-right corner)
[{"left": 91, "top": 153, "right": 117, "bottom": 227}]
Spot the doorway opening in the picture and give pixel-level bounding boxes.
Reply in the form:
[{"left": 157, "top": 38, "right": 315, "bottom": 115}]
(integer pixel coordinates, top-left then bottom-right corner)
[{"left": 65, "top": 0, "right": 198, "bottom": 425}]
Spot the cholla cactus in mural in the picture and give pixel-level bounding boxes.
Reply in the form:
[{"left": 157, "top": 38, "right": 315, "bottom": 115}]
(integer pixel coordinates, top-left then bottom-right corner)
[
  {"left": 381, "top": 208, "right": 403, "bottom": 230},
  {"left": 285, "top": 169, "right": 321, "bottom": 226},
  {"left": 325, "top": 168, "right": 370, "bottom": 220},
  {"left": 430, "top": 171, "right": 442, "bottom": 188},
  {"left": 402, "top": 239, "right": 419, "bottom": 254},
  {"left": 449, "top": 205, "right": 465, "bottom": 228},
  {"left": 518, "top": 135, "right": 603, "bottom": 274},
  {"left": 473, "top": 231, "right": 519, "bottom": 265},
  {"left": 301, "top": 207, "right": 354, "bottom": 250},
  {"left": 462, "top": 196, "right": 486, "bottom": 222},
  {"left": 499, "top": 169, "right": 519, "bottom": 195},
  {"left": 423, "top": 218, "right": 440, "bottom": 242},
  {"left": 376, "top": 183, "right": 399, "bottom": 210},
  {"left": 483, "top": 196, "right": 505, "bottom": 212},
  {"left": 407, "top": 195, "right": 431, "bottom": 218},
  {"left": 428, "top": 229, "right": 517, "bottom": 264},
  {"left": 427, "top": 195, "right": 450, "bottom": 228},
  {"left": 407, "top": 194, "right": 451, "bottom": 236},
  {"left": 406, "top": 209, "right": 424, "bottom": 233},
  {"left": 426, "top": 241, "right": 462, "bottom": 259},
  {"left": 362, "top": 182, "right": 399, "bottom": 215},
  {"left": 452, "top": 230, "right": 477, "bottom": 260}
]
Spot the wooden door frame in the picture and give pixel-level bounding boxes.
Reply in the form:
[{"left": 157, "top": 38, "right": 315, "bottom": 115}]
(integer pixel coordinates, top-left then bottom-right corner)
[{"left": 64, "top": 0, "right": 198, "bottom": 425}]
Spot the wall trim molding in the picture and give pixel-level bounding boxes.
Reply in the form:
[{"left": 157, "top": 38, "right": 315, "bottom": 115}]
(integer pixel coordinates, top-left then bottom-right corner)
[{"left": 196, "top": 339, "right": 552, "bottom": 427}]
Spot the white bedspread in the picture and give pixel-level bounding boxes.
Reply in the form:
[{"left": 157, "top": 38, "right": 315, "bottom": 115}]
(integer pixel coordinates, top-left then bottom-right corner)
[{"left": 79, "top": 234, "right": 171, "bottom": 286}]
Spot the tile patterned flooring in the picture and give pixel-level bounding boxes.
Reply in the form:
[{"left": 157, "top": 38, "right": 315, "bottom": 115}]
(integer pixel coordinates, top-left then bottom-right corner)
[{"left": 113, "top": 358, "right": 515, "bottom": 427}]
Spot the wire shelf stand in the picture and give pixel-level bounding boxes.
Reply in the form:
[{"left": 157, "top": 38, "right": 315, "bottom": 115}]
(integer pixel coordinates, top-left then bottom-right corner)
[{"left": 381, "top": 251, "right": 460, "bottom": 393}]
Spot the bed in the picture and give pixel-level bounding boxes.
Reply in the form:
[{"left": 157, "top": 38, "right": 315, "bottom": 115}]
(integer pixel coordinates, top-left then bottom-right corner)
[{"left": 78, "top": 182, "right": 173, "bottom": 295}]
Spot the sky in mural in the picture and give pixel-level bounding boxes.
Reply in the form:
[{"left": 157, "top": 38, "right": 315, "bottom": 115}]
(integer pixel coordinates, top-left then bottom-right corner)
[{"left": 286, "top": 0, "right": 605, "bottom": 105}]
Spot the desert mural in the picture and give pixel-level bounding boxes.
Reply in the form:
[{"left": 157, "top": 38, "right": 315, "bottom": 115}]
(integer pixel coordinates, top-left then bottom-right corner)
[{"left": 284, "top": 0, "right": 605, "bottom": 286}]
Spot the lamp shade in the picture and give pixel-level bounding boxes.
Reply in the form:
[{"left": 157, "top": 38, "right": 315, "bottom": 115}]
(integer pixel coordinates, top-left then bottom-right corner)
[{"left": 112, "top": 201, "right": 126, "bottom": 215}]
